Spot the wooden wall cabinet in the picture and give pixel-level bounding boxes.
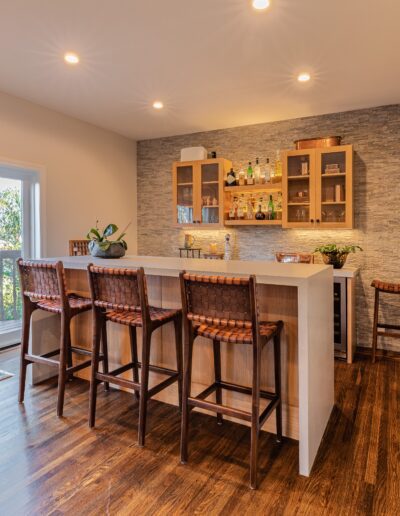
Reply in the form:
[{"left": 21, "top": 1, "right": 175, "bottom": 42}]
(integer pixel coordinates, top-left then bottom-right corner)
[
  {"left": 172, "top": 158, "right": 231, "bottom": 228},
  {"left": 282, "top": 145, "right": 353, "bottom": 229}
]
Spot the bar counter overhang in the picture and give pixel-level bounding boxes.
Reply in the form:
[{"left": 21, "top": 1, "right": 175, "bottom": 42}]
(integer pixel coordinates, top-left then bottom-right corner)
[{"left": 29, "top": 255, "right": 334, "bottom": 477}]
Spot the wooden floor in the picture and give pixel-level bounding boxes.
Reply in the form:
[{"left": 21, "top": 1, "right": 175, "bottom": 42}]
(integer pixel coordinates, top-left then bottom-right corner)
[{"left": 0, "top": 347, "right": 399, "bottom": 515}]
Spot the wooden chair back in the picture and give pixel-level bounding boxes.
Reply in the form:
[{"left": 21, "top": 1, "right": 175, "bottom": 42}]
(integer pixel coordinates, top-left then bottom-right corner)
[
  {"left": 179, "top": 272, "right": 259, "bottom": 335},
  {"left": 275, "top": 252, "right": 314, "bottom": 264},
  {"left": 69, "top": 240, "right": 90, "bottom": 256},
  {"left": 87, "top": 265, "right": 149, "bottom": 321},
  {"left": 17, "top": 259, "right": 69, "bottom": 313}
]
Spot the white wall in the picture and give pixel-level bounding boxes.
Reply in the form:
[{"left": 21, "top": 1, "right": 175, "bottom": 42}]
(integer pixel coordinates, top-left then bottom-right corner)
[{"left": 0, "top": 90, "right": 137, "bottom": 257}]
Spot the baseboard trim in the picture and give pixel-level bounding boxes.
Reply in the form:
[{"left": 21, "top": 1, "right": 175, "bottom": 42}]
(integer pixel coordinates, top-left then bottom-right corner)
[{"left": 356, "top": 346, "right": 400, "bottom": 361}]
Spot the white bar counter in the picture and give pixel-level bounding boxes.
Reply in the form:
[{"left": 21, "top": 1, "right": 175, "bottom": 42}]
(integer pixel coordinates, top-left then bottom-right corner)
[{"left": 31, "top": 255, "right": 334, "bottom": 477}]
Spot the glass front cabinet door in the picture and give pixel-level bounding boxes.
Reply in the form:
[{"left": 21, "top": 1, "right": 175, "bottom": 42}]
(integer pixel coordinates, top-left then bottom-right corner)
[
  {"left": 282, "top": 145, "right": 353, "bottom": 229},
  {"left": 173, "top": 159, "right": 231, "bottom": 228},
  {"left": 315, "top": 145, "right": 353, "bottom": 229},
  {"left": 282, "top": 149, "right": 316, "bottom": 228}
]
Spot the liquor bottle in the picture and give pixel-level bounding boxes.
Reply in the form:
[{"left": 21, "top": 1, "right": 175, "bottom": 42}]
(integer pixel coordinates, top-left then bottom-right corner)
[
  {"left": 261, "top": 194, "right": 268, "bottom": 216},
  {"left": 238, "top": 169, "right": 245, "bottom": 186},
  {"left": 229, "top": 197, "right": 237, "bottom": 219},
  {"left": 242, "top": 194, "right": 248, "bottom": 218},
  {"left": 226, "top": 168, "right": 237, "bottom": 187},
  {"left": 237, "top": 195, "right": 245, "bottom": 219},
  {"left": 267, "top": 194, "right": 275, "bottom": 220},
  {"left": 224, "top": 233, "right": 232, "bottom": 260},
  {"left": 254, "top": 158, "right": 261, "bottom": 184},
  {"left": 265, "top": 158, "right": 272, "bottom": 183},
  {"left": 255, "top": 201, "right": 265, "bottom": 220},
  {"left": 247, "top": 162, "right": 254, "bottom": 185},
  {"left": 246, "top": 196, "right": 254, "bottom": 220},
  {"left": 275, "top": 150, "right": 282, "bottom": 177}
]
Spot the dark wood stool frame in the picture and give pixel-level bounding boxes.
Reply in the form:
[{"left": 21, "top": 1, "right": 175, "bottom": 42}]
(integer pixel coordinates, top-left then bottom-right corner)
[
  {"left": 371, "top": 279, "right": 400, "bottom": 363},
  {"left": 87, "top": 264, "right": 183, "bottom": 446},
  {"left": 179, "top": 271, "right": 283, "bottom": 489},
  {"left": 17, "top": 258, "right": 108, "bottom": 417}
]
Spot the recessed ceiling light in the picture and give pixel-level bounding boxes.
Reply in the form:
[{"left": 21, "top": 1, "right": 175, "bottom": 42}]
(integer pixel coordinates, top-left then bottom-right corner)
[
  {"left": 252, "top": 0, "right": 270, "bottom": 10},
  {"left": 298, "top": 72, "right": 311, "bottom": 83},
  {"left": 153, "top": 101, "right": 164, "bottom": 110},
  {"left": 64, "top": 52, "right": 80, "bottom": 65}
]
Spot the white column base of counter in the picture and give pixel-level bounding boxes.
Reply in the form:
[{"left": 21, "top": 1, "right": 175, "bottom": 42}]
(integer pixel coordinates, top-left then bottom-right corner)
[{"left": 30, "top": 255, "right": 334, "bottom": 477}]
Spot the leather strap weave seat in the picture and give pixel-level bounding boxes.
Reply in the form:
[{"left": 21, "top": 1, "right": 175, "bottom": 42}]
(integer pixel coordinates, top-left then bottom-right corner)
[
  {"left": 371, "top": 279, "right": 400, "bottom": 293},
  {"left": 193, "top": 320, "right": 280, "bottom": 344},
  {"left": 106, "top": 306, "right": 181, "bottom": 327},
  {"left": 36, "top": 293, "right": 92, "bottom": 315}
]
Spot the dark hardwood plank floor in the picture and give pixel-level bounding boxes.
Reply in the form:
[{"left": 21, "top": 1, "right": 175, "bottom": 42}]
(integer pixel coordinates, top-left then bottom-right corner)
[{"left": 0, "top": 346, "right": 398, "bottom": 515}]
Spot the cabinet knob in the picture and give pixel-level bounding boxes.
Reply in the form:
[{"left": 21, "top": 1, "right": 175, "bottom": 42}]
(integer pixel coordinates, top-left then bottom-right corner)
[
  {"left": 310, "top": 219, "right": 314, "bottom": 223},
  {"left": 316, "top": 219, "right": 320, "bottom": 223}
]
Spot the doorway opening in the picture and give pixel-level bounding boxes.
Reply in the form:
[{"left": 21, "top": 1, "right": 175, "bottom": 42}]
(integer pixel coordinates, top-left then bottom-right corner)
[{"left": 0, "top": 164, "right": 41, "bottom": 348}]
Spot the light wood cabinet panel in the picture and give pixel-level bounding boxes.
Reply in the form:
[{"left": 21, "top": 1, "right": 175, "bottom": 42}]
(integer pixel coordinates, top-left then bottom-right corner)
[
  {"left": 172, "top": 158, "right": 231, "bottom": 228},
  {"left": 282, "top": 146, "right": 353, "bottom": 229}
]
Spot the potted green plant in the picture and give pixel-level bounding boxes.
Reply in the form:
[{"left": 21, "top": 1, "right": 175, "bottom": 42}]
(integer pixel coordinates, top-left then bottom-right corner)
[
  {"left": 314, "top": 243, "right": 362, "bottom": 269},
  {"left": 87, "top": 221, "right": 129, "bottom": 258}
]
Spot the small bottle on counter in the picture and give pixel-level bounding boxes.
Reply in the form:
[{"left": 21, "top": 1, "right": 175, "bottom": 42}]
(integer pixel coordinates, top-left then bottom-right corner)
[{"left": 247, "top": 162, "right": 254, "bottom": 185}]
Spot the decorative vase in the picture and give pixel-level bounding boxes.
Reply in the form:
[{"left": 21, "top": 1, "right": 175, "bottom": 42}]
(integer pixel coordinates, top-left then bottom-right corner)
[
  {"left": 321, "top": 251, "right": 349, "bottom": 269},
  {"left": 88, "top": 241, "right": 126, "bottom": 259}
]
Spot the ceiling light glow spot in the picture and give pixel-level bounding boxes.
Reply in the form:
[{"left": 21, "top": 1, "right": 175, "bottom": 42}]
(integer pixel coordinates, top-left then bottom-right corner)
[
  {"left": 153, "top": 101, "right": 164, "bottom": 110},
  {"left": 252, "top": 0, "right": 270, "bottom": 10},
  {"left": 64, "top": 52, "right": 80, "bottom": 65},
  {"left": 298, "top": 72, "right": 311, "bottom": 83}
]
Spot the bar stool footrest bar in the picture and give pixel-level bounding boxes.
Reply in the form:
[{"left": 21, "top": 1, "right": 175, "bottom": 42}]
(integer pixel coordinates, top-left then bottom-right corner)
[
  {"left": 259, "top": 397, "right": 280, "bottom": 428},
  {"left": 188, "top": 397, "right": 252, "bottom": 422}
]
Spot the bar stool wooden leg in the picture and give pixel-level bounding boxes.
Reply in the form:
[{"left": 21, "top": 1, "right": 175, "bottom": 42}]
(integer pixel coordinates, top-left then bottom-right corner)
[
  {"left": 174, "top": 315, "right": 183, "bottom": 411},
  {"left": 274, "top": 334, "right": 283, "bottom": 443},
  {"left": 18, "top": 299, "right": 34, "bottom": 404},
  {"left": 129, "top": 326, "right": 140, "bottom": 401},
  {"left": 66, "top": 319, "right": 74, "bottom": 381},
  {"left": 372, "top": 288, "right": 380, "bottom": 364},
  {"left": 57, "top": 314, "right": 69, "bottom": 417},
  {"left": 138, "top": 330, "right": 152, "bottom": 447},
  {"left": 101, "top": 319, "right": 110, "bottom": 391},
  {"left": 89, "top": 312, "right": 102, "bottom": 428},
  {"left": 213, "top": 340, "right": 223, "bottom": 426},
  {"left": 250, "top": 340, "right": 261, "bottom": 490},
  {"left": 180, "top": 330, "right": 194, "bottom": 464}
]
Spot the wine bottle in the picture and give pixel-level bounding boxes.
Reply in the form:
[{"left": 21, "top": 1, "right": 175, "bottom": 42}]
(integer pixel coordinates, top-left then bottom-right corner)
[
  {"left": 247, "top": 162, "right": 254, "bottom": 185},
  {"left": 275, "top": 150, "right": 282, "bottom": 177},
  {"left": 254, "top": 158, "right": 261, "bottom": 184},
  {"left": 255, "top": 201, "right": 265, "bottom": 220},
  {"left": 267, "top": 194, "right": 275, "bottom": 220}
]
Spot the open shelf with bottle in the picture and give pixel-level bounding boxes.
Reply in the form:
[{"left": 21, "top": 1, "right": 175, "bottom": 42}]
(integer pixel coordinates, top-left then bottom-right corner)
[{"left": 282, "top": 145, "right": 353, "bottom": 229}]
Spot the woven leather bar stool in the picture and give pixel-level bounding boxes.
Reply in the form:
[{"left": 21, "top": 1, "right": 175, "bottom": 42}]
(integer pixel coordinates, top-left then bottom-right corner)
[
  {"left": 371, "top": 279, "right": 400, "bottom": 363},
  {"left": 179, "top": 272, "right": 283, "bottom": 489},
  {"left": 87, "top": 265, "right": 182, "bottom": 446},
  {"left": 17, "top": 259, "right": 107, "bottom": 416}
]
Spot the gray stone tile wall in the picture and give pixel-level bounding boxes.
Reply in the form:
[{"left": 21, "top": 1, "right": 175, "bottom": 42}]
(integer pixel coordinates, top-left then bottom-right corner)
[{"left": 137, "top": 104, "right": 400, "bottom": 351}]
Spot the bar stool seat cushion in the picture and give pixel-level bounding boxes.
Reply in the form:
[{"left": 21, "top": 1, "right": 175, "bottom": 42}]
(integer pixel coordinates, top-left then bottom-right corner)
[
  {"left": 35, "top": 293, "right": 92, "bottom": 314},
  {"left": 105, "top": 306, "right": 181, "bottom": 327},
  {"left": 371, "top": 279, "right": 400, "bottom": 293},
  {"left": 193, "top": 320, "right": 280, "bottom": 344}
]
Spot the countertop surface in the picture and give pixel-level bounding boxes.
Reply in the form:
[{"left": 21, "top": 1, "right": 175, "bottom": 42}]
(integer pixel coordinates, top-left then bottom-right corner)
[{"left": 44, "top": 255, "right": 336, "bottom": 287}]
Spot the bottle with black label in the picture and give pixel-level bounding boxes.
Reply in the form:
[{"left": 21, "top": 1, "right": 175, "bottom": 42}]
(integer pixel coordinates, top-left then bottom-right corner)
[
  {"left": 255, "top": 200, "right": 266, "bottom": 220},
  {"left": 226, "top": 168, "right": 237, "bottom": 187}
]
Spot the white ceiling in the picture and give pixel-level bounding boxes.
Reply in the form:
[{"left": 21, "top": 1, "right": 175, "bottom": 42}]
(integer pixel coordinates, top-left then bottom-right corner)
[{"left": 0, "top": 0, "right": 399, "bottom": 140}]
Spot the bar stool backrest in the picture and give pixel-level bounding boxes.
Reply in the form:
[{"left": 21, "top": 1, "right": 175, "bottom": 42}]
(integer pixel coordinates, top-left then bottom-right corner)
[
  {"left": 17, "top": 259, "right": 66, "bottom": 301},
  {"left": 87, "top": 265, "right": 149, "bottom": 319},
  {"left": 275, "top": 252, "right": 314, "bottom": 264},
  {"left": 180, "top": 272, "right": 259, "bottom": 333},
  {"left": 69, "top": 239, "right": 90, "bottom": 256}
]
